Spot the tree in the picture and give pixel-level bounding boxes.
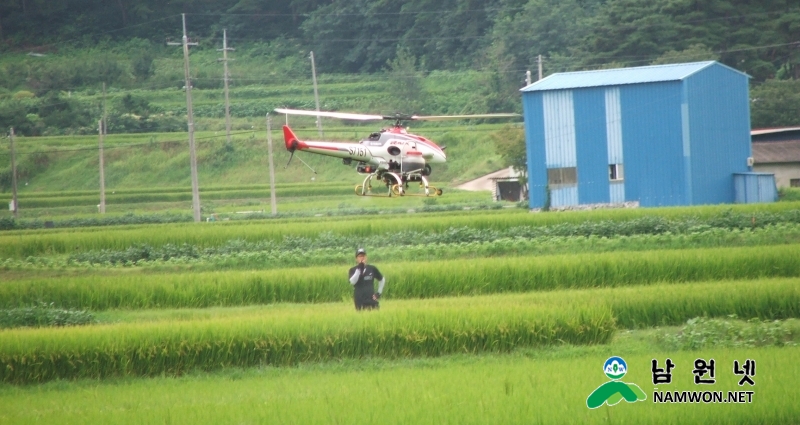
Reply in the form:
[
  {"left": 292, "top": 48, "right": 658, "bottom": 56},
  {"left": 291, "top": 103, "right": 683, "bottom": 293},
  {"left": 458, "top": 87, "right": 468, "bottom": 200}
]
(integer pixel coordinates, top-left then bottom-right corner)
[
  {"left": 650, "top": 44, "right": 718, "bottom": 65},
  {"left": 386, "top": 48, "right": 426, "bottom": 113},
  {"left": 750, "top": 80, "right": 800, "bottom": 128},
  {"left": 476, "top": 41, "right": 520, "bottom": 113},
  {"left": 492, "top": 125, "right": 528, "bottom": 198},
  {"left": 490, "top": 0, "right": 595, "bottom": 71}
]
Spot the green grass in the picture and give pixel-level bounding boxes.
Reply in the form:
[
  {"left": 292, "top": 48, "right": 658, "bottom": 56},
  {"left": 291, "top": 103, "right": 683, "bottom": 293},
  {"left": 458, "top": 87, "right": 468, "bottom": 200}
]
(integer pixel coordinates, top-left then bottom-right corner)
[
  {"left": 85, "top": 278, "right": 799, "bottom": 329},
  {"left": 1, "top": 277, "right": 797, "bottom": 384},
  {"left": 3, "top": 245, "right": 799, "bottom": 310},
  {"left": 3, "top": 222, "right": 797, "bottom": 272},
  {"left": 0, "top": 298, "right": 614, "bottom": 383},
  {"left": 0, "top": 345, "right": 796, "bottom": 424},
  {"left": 779, "top": 187, "right": 800, "bottom": 202},
  {"left": 3, "top": 204, "right": 799, "bottom": 258}
]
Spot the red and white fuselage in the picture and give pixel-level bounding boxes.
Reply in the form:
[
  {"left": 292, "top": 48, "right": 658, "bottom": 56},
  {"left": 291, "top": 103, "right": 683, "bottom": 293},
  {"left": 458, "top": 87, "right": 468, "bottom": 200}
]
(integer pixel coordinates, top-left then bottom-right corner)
[{"left": 282, "top": 125, "right": 446, "bottom": 168}]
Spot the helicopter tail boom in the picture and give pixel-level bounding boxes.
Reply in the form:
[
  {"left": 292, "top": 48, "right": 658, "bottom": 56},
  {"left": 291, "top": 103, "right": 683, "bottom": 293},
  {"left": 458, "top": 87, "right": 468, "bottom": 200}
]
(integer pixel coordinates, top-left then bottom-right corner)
[{"left": 282, "top": 125, "right": 307, "bottom": 151}]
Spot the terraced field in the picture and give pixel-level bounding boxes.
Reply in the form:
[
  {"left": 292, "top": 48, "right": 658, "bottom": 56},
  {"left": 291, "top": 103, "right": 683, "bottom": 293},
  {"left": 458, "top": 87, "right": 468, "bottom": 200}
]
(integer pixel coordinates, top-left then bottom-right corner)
[{"left": 1, "top": 201, "right": 799, "bottom": 423}]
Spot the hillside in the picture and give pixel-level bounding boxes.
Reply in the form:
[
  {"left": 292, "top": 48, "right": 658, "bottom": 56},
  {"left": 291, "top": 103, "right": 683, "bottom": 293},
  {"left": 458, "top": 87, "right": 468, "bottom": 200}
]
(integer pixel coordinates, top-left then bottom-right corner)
[
  {"left": 1, "top": 122, "right": 514, "bottom": 192},
  {"left": 0, "top": 67, "right": 523, "bottom": 195}
]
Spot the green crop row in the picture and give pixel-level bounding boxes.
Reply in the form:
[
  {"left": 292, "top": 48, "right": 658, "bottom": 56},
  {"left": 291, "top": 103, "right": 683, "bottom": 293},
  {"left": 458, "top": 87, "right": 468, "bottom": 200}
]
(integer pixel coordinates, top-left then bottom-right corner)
[
  {"left": 14, "top": 186, "right": 357, "bottom": 209},
  {"left": 0, "top": 209, "right": 516, "bottom": 252},
  {"left": 4, "top": 222, "right": 798, "bottom": 271},
  {"left": 12, "top": 182, "right": 352, "bottom": 200},
  {"left": 1, "top": 277, "right": 798, "bottom": 384},
  {"left": 2, "top": 206, "right": 799, "bottom": 258},
  {"left": 91, "top": 278, "right": 800, "bottom": 330},
  {"left": 0, "top": 303, "right": 95, "bottom": 329},
  {"left": 3, "top": 245, "right": 799, "bottom": 310},
  {"left": 0, "top": 301, "right": 614, "bottom": 384},
  {"left": 1, "top": 347, "right": 797, "bottom": 424},
  {"left": 54, "top": 222, "right": 800, "bottom": 269}
]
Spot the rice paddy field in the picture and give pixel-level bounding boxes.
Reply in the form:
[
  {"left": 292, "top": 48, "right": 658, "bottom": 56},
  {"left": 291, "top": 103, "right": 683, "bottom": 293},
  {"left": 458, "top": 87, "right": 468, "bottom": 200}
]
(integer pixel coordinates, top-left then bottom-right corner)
[{"left": 1, "top": 198, "right": 800, "bottom": 424}]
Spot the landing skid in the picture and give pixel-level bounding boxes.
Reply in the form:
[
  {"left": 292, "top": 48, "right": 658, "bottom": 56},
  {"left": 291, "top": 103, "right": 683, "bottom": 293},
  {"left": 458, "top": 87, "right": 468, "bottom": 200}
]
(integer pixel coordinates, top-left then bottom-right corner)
[{"left": 354, "top": 171, "right": 443, "bottom": 197}]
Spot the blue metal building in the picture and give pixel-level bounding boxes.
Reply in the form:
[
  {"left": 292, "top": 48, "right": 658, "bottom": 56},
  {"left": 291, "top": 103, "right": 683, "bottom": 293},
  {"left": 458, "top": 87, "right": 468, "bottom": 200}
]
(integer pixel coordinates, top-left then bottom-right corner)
[{"left": 521, "top": 61, "right": 753, "bottom": 208}]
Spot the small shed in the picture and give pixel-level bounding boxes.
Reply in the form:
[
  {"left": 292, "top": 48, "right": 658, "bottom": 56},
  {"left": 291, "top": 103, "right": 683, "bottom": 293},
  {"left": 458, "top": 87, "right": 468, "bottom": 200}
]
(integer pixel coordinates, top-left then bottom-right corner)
[
  {"left": 456, "top": 167, "right": 525, "bottom": 201},
  {"left": 733, "top": 173, "right": 778, "bottom": 203}
]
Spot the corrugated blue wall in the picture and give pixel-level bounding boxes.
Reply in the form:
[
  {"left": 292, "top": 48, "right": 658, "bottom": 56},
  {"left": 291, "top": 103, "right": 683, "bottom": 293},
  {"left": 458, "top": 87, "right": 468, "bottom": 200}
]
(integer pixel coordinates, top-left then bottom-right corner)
[
  {"left": 734, "top": 173, "right": 778, "bottom": 203},
  {"left": 574, "top": 87, "right": 609, "bottom": 204},
  {"left": 525, "top": 81, "right": 687, "bottom": 208},
  {"left": 523, "top": 62, "right": 752, "bottom": 209},
  {"left": 523, "top": 92, "right": 548, "bottom": 208},
  {"left": 606, "top": 88, "right": 626, "bottom": 203},
  {"left": 620, "top": 81, "right": 686, "bottom": 206},
  {"left": 543, "top": 91, "right": 579, "bottom": 207},
  {"left": 685, "top": 65, "right": 751, "bottom": 204}
]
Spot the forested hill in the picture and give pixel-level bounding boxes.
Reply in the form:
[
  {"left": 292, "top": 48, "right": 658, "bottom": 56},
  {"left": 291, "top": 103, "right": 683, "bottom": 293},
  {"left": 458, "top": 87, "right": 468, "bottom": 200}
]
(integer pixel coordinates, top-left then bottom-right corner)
[
  {"left": 2, "top": 0, "right": 798, "bottom": 79},
  {"left": 0, "top": 0, "right": 799, "bottom": 137}
]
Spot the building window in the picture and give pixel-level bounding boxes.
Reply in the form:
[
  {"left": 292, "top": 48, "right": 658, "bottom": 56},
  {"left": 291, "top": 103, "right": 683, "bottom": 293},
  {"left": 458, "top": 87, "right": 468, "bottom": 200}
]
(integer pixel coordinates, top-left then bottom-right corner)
[
  {"left": 609, "top": 164, "right": 624, "bottom": 181},
  {"left": 791, "top": 179, "right": 800, "bottom": 188},
  {"left": 547, "top": 167, "right": 577, "bottom": 187}
]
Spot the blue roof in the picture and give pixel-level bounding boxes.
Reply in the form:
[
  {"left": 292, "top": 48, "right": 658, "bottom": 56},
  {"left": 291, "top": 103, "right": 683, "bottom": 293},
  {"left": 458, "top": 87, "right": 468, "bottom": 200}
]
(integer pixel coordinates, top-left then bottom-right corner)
[{"left": 521, "top": 61, "right": 748, "bottom": 92}]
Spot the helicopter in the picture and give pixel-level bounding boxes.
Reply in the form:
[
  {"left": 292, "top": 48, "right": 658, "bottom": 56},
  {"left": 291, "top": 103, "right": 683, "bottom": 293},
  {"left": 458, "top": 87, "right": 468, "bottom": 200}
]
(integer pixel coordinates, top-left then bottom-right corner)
[{"left": 275, "top": 108, "right": 520, "bottom": 197}]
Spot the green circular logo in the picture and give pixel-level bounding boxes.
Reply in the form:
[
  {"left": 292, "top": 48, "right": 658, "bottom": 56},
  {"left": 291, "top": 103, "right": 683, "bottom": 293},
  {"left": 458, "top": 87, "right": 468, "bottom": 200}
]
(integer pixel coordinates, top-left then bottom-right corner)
[{"left": 604, "top": 356, "right": 627, "bottom": 380}]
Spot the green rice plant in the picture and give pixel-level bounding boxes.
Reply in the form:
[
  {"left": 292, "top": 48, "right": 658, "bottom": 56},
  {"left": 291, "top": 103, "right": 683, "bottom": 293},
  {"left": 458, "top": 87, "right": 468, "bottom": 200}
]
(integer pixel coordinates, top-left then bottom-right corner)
[
  {"left": 3, "top": 245, "right": 799, "bottom": 310},
  {"left": 0, "top": 301, "right": 615, "bottom": 384},
  {"left": 0, "top": 346, "right": 798, "bottom": 424},
  {"left": 13, "top": 182, "right": 351, "bottom": 200},
  {"left": 2, "top": 206, "right": 800, "bottom": 259},
  {"left": 1, "top": 277, "right": 798, "bottom": 384},
  {"left": 572, "top": 278, "right": 800, "bottom": 327},
  {"left": 0, "top": 210, "right": 518, "bottom": 257},
  {"left": 16, "top": 185, "right": 357, "bottom": 208},
  {"left": 92, "top": 278, "right": 800, "bottom": 330},
  {"left": 657, "top": 316, "right": 799, "bottom": 350},
  {"left": 54, "top": 222, "right": 800, "bottom": 269},
  {"left": 0, "top": 302, "right": 95, "bottom": 329}
]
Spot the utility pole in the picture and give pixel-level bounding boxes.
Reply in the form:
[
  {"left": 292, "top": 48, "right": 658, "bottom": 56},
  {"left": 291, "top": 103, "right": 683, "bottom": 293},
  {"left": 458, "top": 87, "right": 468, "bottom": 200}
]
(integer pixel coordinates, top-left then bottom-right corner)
[
  {"left": 9, "top": 127, "right": 18, "bottom": 219},
  {"left": 537, "top": 54, "right": 543, "bottom": 80},
  {"left": 168, "top": 13, "right": 201, "bottom": 222},
  {"left": 309, "top": 51, "right": 323, "bottom": 137},
  {"left": 99, "top": 83, "right": 107, "bottom": 214},
  {"left": 266, "top": 114, "right": 277, "bottom": 216},
  {"left": 525, "top": 70, "right": 532, "bottom": 86},
  {"left": 218, "top": 29, "right": 234, "bottom": 147},
  {"left": 98, "top": 120, "right": 106, "bottom": 214}
]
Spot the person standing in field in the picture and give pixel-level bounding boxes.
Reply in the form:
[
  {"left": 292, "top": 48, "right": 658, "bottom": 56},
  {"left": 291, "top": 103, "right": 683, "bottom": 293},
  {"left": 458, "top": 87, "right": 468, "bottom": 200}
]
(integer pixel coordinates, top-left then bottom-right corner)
[{"left": 348, "top": 248, "right": 385, "bottom": 311}]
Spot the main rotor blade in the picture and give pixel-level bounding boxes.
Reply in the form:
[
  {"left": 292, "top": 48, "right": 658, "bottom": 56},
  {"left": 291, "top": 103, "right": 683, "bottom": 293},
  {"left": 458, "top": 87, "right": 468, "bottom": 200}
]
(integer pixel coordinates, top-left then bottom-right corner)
[
  {"left": 410, "top": 113, "right": 521, "bottom": 121},
  {"left": 275, "top": 108, "right": 384, "bottom": 121}
]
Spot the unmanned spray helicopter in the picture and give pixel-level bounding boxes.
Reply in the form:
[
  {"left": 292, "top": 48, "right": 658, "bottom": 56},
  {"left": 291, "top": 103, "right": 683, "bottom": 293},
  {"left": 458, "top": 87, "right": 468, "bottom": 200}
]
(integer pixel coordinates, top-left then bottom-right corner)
[{"left": 275, "top": 108, "right": 519, "bottom": 197}]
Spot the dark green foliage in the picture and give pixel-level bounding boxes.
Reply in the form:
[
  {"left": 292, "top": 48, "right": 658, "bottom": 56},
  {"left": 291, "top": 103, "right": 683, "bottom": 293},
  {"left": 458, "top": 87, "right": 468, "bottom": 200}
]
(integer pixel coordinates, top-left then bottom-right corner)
[
  {"left": 0, "top": 303, "right": 94, "bottom": 329},
  {"left": 131, "top": 52, "right": 155, "bottom": 82},
  {"left": 0, "top": 217, "right": 17, "bottom": 230},
  {"left": 0, "top": 151, "right": 52, "bottom": 191},
  {"left": 17, "top": 213, "right": 192, "bottom": 230},
  {"left": 0, "top": 0, "right": 797, "bottom": 134},
  {"left": 750, "top": 79, "right": 800, "bottom": 128},
  {"left": 27, "top": 57, "right": 125, "bottom": 96},
  {"left": 386, "top": 48, "right": 427, "bottom": 113},
  {"left": 659, "top": 316, "right": 798, "bottom": 350},
  {"left": 779, "top": 188, "right": 800, "bottom": 202},
  {"left": 67, "top": 209, "right": 800, "bottom": 265},
  {"left": 492, "top": 125, "right": 527, "bottom": 182},
  {"left": 211, "top": 141, "right": 236, "bottom": 168},
  {"left": 119, "top": 94, "right": 151, "bottom": 116},
  {"left": 1, "top": 0, "right": 798, "bottom": 81}
]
